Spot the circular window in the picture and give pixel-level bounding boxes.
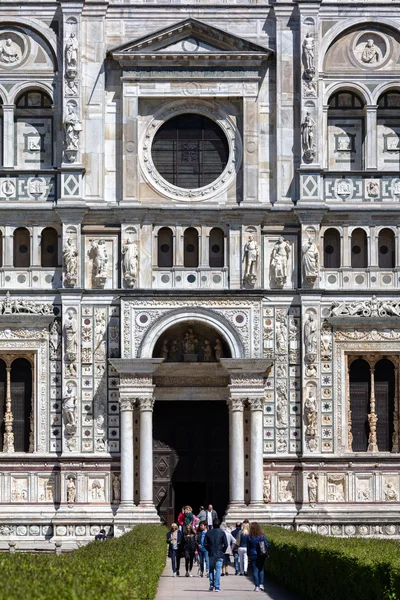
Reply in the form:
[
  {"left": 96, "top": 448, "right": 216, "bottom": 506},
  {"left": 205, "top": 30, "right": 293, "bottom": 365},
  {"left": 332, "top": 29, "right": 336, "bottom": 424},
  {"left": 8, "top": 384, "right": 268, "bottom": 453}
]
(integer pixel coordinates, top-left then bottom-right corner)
[
  {"left": 19, "top": 244, "right": 28, "bottom": 254},
  {"left": 211, "top": 244, "right": 220, "bottom": 254},
  {"left": 352, "top": 245, "right": 361, "bottom": 255},
  {"left": 47, "top": 245, "right": 55, "bottom": 254},
  {"left": 325, "top": 245, "right": 334, "bottom": 255},
  {"left": 380, "top": 245, "right": 389, "bottom": 255},
  {"left": 152, "top": 113, "right": 229, "bottom": 189},
  {"left": 186, "top": 244, "right": 195, "bottom": 253},
  {"left": 160, "top": 244, "right": 170, "bottom": 253}
]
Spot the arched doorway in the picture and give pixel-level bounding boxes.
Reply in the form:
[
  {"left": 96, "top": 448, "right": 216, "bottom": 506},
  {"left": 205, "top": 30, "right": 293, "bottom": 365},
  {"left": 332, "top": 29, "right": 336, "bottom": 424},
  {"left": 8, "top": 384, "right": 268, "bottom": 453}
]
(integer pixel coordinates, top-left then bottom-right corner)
[
  {"left": 349, "top": 358, "right": 370, "bottom": 452},
  {"left": 11, "top": 358, "right": 32, "bottom": 453},
  {"left": 152, "top": 322, "right": 231, "bottom": 525},
  {"left": 374, "top": 359, "right": 395, "bottom": 452}
]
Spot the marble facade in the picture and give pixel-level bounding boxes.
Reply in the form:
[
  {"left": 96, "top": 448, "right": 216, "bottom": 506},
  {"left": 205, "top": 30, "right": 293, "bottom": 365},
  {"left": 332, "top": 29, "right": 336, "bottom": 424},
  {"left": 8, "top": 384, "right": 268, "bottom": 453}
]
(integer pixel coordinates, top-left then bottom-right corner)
[{"left": 0, "top": 0, "right": 398, "bottom": 549}]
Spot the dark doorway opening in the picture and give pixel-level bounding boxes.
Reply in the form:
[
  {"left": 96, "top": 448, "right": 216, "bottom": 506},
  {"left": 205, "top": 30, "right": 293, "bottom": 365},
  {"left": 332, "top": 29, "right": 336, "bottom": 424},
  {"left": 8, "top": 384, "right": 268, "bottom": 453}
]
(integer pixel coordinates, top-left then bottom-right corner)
[
  {"left": 153, "top": 400, "right": 229, "bottom": 527},
  {"left": 349, "top": 358, "right": 370, "bottom": 452},
  {"left": 375, "top": 358, "right": 395, "bottom": 452}
]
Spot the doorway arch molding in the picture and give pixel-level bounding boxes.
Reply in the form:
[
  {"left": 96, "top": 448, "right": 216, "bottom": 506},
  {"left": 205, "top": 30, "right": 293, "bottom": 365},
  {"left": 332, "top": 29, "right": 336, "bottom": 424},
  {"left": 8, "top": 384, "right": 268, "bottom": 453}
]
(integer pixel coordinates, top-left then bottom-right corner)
[{"left": 138, "top": 307, "right": 246, "bottom": 360}]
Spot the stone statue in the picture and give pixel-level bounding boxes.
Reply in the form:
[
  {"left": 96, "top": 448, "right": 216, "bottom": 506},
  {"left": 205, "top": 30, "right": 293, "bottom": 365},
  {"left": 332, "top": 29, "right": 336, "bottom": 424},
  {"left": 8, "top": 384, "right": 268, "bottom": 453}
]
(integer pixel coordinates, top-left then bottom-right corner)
[
  {"left": 263, "top": 475, "right": 271, "bottom": 503},
  {"left": 89, "top": 239, "right": 108, "bottom": 288},
  {"left": 122, "top": 238, "right": 139, "bottom": 288},
  {"left": 63, "top": 383, "right": 77, "bottom": 427},
  {"left": 304, "top": 389, "right": 318, "bottom": 437},
  {"left": 270, "top": 237, "right": 291, "bottom": 287},
  {"left": 301, "top": 113, "right": 315, "bottom": 161},
  {"left": 304, "top": 313, "right": 317, "bottom": 356},
  {"left": 320, "top": 326, "right": 332, "bottom": 359},
  {"left": 302, "top": 32, "right": 315, "bottom": 78},
  {"left": 308, "top": 473, "right": 318, "bottom": 503},
  {"left": 65, "top": 79, "right": 78, "bottom": 96},
  {"left": 242, "top": 235, "right": 259, "bottom": 285},
  {"left": 276, "top": 382, "right": 288, "bottom": 426},
  {"left": 0, "top": 38, "right": 21, "bottom": 64},
  {"left": 63, "top": 237, "right": 78, "bottom": 287},
  {"left": 65, "top": 33, "right": 78, "bottom": 77},
  {"left": 169, "top": 340, "right": 179, "bottom": 361},
  {"left": 94, "top": 312, "right": 106, "bottom": 357},
  {"left": 49, "top": 320, "right": 61, "bottom": 359},
  {"left": 160, "top": 339, "right": 169, "bottom": 360},
  {"left": 95, "top": 404, "right": 105, "bottom": 434},
  {"left": 361, "top": 39, "right": 380, "bottom": 64},
  {"left": 203, "top": 340, "right": 213, "bottom": 362},
  {"left": 275, "top": 311, "right": 287, "bottom": 354},
  {"left": 384, "top": 482, "right": 398, "bottom": 501},
  {"left": 112, "top": 474, "right": 121, "bottom": 503},
  {"left": 214, "top": 339, "right": 223, "bottom": 361},
  {"left": 64, "top": 104, "right": 82, "bottom": 158},
  {"left": 64, "top": 310, "right": 78, "bottom": 360},
  {"left": 67, "top": 477, "right": 76, "bottom": 503},
  {"left": 182, "top": 328, "right": 198, "bottom": 355},
  {"left": 302, "top": 238, "right": 319, "bottom": 285}
]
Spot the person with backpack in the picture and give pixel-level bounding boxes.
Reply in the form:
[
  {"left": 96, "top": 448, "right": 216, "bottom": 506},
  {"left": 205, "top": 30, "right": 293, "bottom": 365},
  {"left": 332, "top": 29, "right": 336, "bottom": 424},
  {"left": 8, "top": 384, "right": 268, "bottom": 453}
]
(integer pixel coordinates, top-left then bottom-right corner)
[{"left": 247, "top": 522, "right": 269, "bottom": 592}]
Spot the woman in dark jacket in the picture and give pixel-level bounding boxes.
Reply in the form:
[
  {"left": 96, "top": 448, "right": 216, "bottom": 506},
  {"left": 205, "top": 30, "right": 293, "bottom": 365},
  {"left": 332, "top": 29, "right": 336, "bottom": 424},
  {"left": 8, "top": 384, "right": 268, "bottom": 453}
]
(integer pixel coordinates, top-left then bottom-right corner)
[
  {"left": 183, "top": 524, "right": 197, "bottom": 577},
  {"left": 166, "top": 523, "right": 183, "bottom": 576},
  {"left": 247, "top": 522, "right": 269, "bottom": 592}
]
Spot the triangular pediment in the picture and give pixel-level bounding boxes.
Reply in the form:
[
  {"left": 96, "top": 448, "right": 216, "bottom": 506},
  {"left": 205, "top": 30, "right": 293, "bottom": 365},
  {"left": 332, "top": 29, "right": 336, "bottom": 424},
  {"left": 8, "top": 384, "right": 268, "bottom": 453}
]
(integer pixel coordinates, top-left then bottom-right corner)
[{"left": 110, "top": 18, "right": 272, "bottom": 65}]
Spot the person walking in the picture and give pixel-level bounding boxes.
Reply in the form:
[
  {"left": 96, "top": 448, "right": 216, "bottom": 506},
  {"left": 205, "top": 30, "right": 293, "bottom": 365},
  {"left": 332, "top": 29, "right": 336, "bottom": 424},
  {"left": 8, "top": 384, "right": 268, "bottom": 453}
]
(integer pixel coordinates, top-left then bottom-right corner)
[
  {"left": 177, "top": 506, "right": 185, "bottom": 531},
  {"left": 166, "top": 523, "right": 182, "bottom": 577},
  {"left": 197, "top": 505, "right": 207, "bottom": 522},
  {"left": 195, "top": 521, "right": 209, "bottom": 577},
  {"left": 183, "top": 524, "right": 197, "bottom": 577},
  {"left": 184, "top": 505, "right": 194, "bottom": 526},
  {"left": 220, "top": 522, "right": 236, "bottom": 576},
  {"left": 204, "top": 519, "right": 228, "bottom": 592},
  {"left": 206, "top": 504, "right": 217, "bottom": 530},
  {"left": 237, "top": 522, "right": 250, "bottom": 576},
  {"left": 247, "top": 522, "right": 269, "bottom": 592},
  {"left": 231, "top": 521, "right": 242, "bottom": 575}
]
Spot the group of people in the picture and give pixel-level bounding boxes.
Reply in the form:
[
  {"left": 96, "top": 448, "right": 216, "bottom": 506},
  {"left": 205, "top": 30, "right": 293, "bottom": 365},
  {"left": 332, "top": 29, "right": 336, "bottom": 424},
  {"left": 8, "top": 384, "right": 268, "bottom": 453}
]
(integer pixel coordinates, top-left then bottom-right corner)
[{"left": 166, "top": 504, "right": 269, "bottom": 593}]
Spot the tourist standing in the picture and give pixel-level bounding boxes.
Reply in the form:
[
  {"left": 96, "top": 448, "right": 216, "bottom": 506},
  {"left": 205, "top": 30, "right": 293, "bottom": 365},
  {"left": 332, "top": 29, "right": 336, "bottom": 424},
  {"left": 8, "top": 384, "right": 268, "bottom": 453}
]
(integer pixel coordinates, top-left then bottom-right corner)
[
  {"left": 166, "top": 523, "right": 182, "bottom": 577},
  {"left": 177, "top": 506, "right": 185, "bottom": 531},
  {"left": 237, "top": 522, "right": 250, "bottom": 576},
  {"left": 204, "top": 519, "right": 228, "bottom": 592},
  {"left": 220, "top": 522, "right": 236, "bottom": 576},
  {"left": 206, "top": 504, "right": 217, "bottom": 530},
  {"left": 247, "top": 522, "right": 269, "bottom": 592},
  {"left": 195, "top": 522, "right": 209, "bottom": 577},
  {"left": 184, "top": 505, "right": 194, "bottom": 526},
  {"left": 231, "top": 521, "right": 242, "bottom": 575},
  {"left": 183, "top": 524, "right": 197, "bottom": 577},
  {"left": 197, "top": 505, "right": 207, "bottom": 522}
]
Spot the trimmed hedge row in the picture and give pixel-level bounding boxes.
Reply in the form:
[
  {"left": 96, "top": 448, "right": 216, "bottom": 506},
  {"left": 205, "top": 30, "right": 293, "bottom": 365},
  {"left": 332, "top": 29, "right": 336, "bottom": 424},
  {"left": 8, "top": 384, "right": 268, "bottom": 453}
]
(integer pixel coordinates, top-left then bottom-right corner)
[
  {"left": 0, "top": 524, "right": 167, "bottom": 600},
  {"left": 264, "top": 525, "right": 400, "bottom": 600}
]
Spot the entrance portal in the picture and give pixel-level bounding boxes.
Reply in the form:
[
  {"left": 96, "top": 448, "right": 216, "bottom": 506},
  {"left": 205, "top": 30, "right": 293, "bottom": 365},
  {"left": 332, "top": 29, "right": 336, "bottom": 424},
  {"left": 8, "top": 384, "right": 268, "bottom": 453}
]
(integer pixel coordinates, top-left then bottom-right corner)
[{"left": 153, "top": 400, "right": 229, "bottom": 526}]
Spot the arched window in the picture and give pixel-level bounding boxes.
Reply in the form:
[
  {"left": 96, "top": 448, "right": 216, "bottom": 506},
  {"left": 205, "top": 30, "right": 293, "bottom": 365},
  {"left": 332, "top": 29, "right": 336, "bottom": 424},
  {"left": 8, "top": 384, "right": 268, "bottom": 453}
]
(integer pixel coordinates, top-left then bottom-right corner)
[
  {"left": 378, "top": 229, "right": 395, "bottom": 269},
  {"left": 323, "top": 228, "right": 341, "bottom": 268},
  {"left": 11, "top": 358, "right": 32, "bottom": 453},
  {"left": 351, "top": 228, "right": 367, "bottom": 268},
  {"left": 152, "top": 114, "right": 229, "bottom": 189},
  {"left": 349, "top": 359, "right": 370, "bottom": 452},
  {"left": 13, "top": 228, "right": 30, "bottom": 268},
  {"left": 0, "top": 360, "right": 5, "bottom": 451},
  {"left": 41, "top": 228, "right": 58, "bottom": 267},
  {"left": 157, "top": 227, "right": 173, "bottom": 268},
  {"left": 209, "top": 228, "right": 224, "bottom": 268},
  {"left": 15, "top": 90, "right": 53, "bottom": 169},
  {"left": 374, "top": 359, "right": 395, "bottom": 452},
  {"left": 184, "top": 228, "right": 199, "bottom": 268},
  {"left": 377, "top": 92, "right": 400, "bottom": 171},
  {"left": 328, "top": 91, "right": 365, "bottom": 171}
]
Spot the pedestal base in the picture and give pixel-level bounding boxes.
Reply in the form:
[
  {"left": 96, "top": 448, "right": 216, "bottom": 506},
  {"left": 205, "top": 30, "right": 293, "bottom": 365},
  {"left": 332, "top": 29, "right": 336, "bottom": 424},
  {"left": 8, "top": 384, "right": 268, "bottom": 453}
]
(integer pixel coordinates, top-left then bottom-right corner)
[
  {"left": 137, "top": 502, "right": 161, "bottom": 524},
  {"left": 224, "top": 502, "right": 269, "bottom": 524}
]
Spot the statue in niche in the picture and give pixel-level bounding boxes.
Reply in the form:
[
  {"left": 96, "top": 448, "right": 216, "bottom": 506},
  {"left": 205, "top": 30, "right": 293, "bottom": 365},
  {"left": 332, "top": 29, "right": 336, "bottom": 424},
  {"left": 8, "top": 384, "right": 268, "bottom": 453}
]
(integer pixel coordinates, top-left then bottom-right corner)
[
  {"left": 0, "top": 38, "right": 21, "bottom": 64},
  {"left": 122, "top": 238, "right": 139, "bottom": 288},
  {"left": 276, "top": 382, "right": 288, "bottom": 426},
  {"left": 302, "top": 238, "right": 319, "bottom": 286},
  {"left": 91, "top": 480, "right": 104, "bottom": 501},
  {"left": 302, "top": 32, "right": 315, "bottom": 78},
  {"left": 94, "top": 312, "right": 107, "bottom": 356},
  {"left": 169, "top": 340, "right": 179, "bottom": 362},
  {"left": 160, "top": 339, "right": 169, "bottom": 360},
  {"left": 301, "top": 113, "right": 315, "bottom": 161},
  {"left": 63, "top": 383, "right": 77, "bottom": 427},
  {"left": 361, "top": 39, "right": 381, "bottom": 64},
  {"left": 263, "top": 475, "right": 271, "bottom": 503},
  {"left": 65, "top": 33, "right": 78, "bottom": 77},
  {"left": 307, "top": 473, "right": 318, "bottom": 503},
  {"left": 112, "top": 474, "right": 121, "bottom": 504},
  {"left": 182, "top": 328, "right": 198, "bottom": 356},
  {"left": 270, "top": 237, "right": 291, "bottom": 287},
  {"left": 65, "top": 79, "right": 78, "bottom": 97},
  {"left": 64, "top": 310, "right": 78, "bottom": 360},
  {"left": 242, "top": 235, "right": 259, "bottom": 286},
  {"left": 67, "top": 477, "right": 76, "bottom": 504},
  {"left": 49, "top": 320, "right": 61, "bottom": 359},
  {"left": 63, "top": 237, "right": 78, "bottom": 287},
  {"left": 304, "top": 389, "right": 318, "bottom": 437},
  {"left": 89, "top": 239, "right": 108, "bottom": 288},
  {"left": 275, "top": 311, "right": 287, "bottom": 354},
  {"left": 65, "top": 362, "right": 77, "bottom": 377},
  {"left": 304, "top": 313, "right": 317, "bottom": 356},
  {"left": 203, "top": 340, "right": 214, "bottom": 362},
  {"left": 95, "top": 404, "right": 105, "bottom": 434},
  {"left": 214, "top": 339, "right": 223, "bottom": 361},
  {"left": 64, "top": 104, "right": 82, "bottom": 157}
]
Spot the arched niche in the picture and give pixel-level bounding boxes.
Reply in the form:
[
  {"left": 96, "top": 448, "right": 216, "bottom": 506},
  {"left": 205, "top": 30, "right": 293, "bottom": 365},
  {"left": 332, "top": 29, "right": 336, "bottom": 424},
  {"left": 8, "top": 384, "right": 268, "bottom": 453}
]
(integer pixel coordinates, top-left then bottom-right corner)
[{"left": 152, "top": 321, "right": 231, "bottom": 362}]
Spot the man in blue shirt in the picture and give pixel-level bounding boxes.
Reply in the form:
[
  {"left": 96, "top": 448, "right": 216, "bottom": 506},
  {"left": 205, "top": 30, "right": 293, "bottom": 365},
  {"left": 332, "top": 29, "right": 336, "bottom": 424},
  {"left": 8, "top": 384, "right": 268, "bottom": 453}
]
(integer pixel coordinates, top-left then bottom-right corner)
[{"left": 195, "top": 521, "right": 209, "bottom": 577}]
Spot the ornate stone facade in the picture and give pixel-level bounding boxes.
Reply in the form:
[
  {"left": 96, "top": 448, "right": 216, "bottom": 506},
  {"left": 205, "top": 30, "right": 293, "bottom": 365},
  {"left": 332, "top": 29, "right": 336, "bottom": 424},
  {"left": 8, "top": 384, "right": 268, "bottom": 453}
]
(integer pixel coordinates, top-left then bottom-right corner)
[{"left": 0, "top": 0, "right": 398, "bottom": 550}]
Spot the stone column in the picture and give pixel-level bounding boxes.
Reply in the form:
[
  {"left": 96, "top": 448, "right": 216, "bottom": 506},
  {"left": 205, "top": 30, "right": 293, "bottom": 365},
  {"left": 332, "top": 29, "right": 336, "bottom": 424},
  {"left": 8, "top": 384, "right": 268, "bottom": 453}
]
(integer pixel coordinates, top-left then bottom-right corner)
[
  {"left": 138, "top": 396, "right": 154, "bottom": 506},
  {"left": 3, "top": 106, "right": 14, "bottom": 168},
  {"left": 3, "top": 364, "right": 14, "bottom": 453},
  {"left": 249, "top": 396, "right": 264, "bottom": 505},
  {"left": 365, "top": 106, "right": 378, "bottom": 170},
  {"left": 392, "top": 357, "right": 399, "bottom": 453},
  {"left": 119, "top": 398, "right": 134, "bottom": 507},
  {"left": 227, "top": 397, "right": 245, "bottom": 506},
  {"left": 367, "top": 359, "right": 378, "bottom": 452}
]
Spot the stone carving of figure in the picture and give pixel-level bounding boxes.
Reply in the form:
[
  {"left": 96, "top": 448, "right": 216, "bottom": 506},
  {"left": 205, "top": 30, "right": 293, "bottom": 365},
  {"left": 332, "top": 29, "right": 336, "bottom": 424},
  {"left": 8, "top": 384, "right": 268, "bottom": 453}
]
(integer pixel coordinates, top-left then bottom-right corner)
[
  {"left": 304, "top": 389, "right": 318, "bottom": 437},
  {"left": 65, "top": 79, "right": 78, "bottom": 97},
  {"left": 301, "top": 113, "right": 315, "bottom": 160},
  {"left": 214, "top": 339, "right": 223, "bottom": 361},
  {"left": 270, "top": 237, "right": 291, "bottom": 287},
  {"left": 367, "top": 181, "right": 379, "bottom": 197},
  {"left": 337, "top": 180, "right": 351, "bottom": 196},
  {"left": 384, "top": 482, "right": 398, "bottom": 501},
  {"left": 49, "top": 320, "right": 61, "bottom": 359},
  {"left": 202, "top": 340, "right": 213, "bottom": 362},
  {"left": 275, "top": 311, "right": 287, "bottom": 354},
  {"left": 308, "top": 473, "right": 318, "bottom": 503},
  {"left": 263, "top": 475, "right": 271, "bottom": 503},
  {"left": 96, "top": 404, "right": 105, "bottom": 434},
  {"left": 304, "top": 313, "right": 317, "bottom": 355},
  {"left": 160, "top": 339, "right": 169, "bottom": 360},
  {"left": 63, "top": 237, "right": 78, "bottom": 285},
  {"left": 94, "top": 312, "right": 106, "bottom": 356},
  {"left": 64, "top": 104, "right": 82, "bottom": 152},
  {"left": 302, "top": 32, "right": 315, "bottom": 76},
  {"left": 64, "top": 310, "right": 78, "bottom": 359},
  {"left": 122, "top": 238, "right": 139, "bottom": 287},
  {"left": 67, "top": 477, "right": 76, "bottom": 503},
  {"left": 169, "top": 340, "right": 179, "bottom": 361},
  {"left": 320, "top": 326, "right": 332, "bottom": 359},
  {"left": 276, "top": 396, "right": 288, "bottom": 427},
  {"left": 112, "top": 474, "right": 121, "bottom": 503},
  {"left": 90, "top": 239, "right": 108, "bottom": 279},
  {"left": 182, "top": 328, "right": 198, "bottom": 355},
  {"left": 63, "top": 383, "right": 77, "bottom": 427},
  {"left": 361, "top": 39, "right": 380, "bottom": 64},
  {"left": 302, "top": 238, "right": 319, "bottom": 285},
  {"left": 65, "top": 33, "right": 78, "bottom": 70},
  {"left": 0, "top": 38, "right": 21, "bottom": 64},
  {"left": 242, "top": 235, "right": 259, "bottom": 285}
]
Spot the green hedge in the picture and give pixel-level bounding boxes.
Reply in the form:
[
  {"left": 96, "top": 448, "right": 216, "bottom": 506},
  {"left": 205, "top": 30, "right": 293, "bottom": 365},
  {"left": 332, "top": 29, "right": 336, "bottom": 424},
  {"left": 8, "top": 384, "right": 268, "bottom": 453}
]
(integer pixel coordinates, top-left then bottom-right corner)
[
  {"left": 264, "top": 525, "right": 400, "bottom": 600},
  {"left": 0, "top": 524, "right": 167, "bottom": 600}
]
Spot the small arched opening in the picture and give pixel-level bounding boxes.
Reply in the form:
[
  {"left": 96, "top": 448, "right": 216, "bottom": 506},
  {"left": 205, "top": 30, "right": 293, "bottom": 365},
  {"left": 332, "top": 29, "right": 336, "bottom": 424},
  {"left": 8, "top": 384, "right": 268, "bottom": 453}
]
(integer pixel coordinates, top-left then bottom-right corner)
[
  {"left": 183, "top": 227, "right": 199, "bottom": 268},
  {"left": 13, "top": 227, "right": 31, "bottom": 268},
  {"left": 351, "top": 228, "right": 368, "bottom": 268},
  {"left": 157, "top": 227, "right": 173, "bottom": 268},
  {"left": 209, "top": 228, "right": 225, "bottom": 268},
  {"left": 378, "top": 228, "right": 395, "bottom": 269},
  {"left": 323, "top": 228, "right": 341, "bottom": 268},
  {"left": 41, "top": 227, "right": 59, "bottom": 267}
]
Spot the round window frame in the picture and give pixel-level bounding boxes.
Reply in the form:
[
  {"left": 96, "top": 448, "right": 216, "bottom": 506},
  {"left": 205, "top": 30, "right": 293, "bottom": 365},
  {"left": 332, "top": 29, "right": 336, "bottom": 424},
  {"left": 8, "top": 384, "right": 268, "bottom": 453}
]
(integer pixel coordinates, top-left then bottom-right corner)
[{"left": 140, "top": 100, "right": 242, "bottom": 203}]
